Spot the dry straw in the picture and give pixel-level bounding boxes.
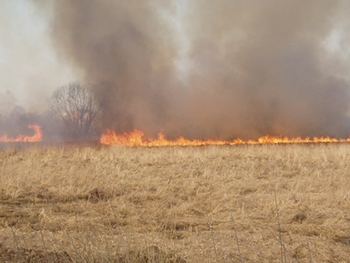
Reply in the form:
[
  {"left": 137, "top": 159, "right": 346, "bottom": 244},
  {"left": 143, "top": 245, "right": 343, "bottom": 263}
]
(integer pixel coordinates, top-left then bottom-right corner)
[{"left": 1, "top": 143, "right": 350, "bottom": 262}]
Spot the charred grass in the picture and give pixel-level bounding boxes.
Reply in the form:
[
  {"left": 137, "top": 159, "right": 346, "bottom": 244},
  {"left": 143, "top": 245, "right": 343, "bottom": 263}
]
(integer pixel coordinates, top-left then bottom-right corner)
[{"left": 1, "top": 143, "right": 350, "bottom": 262}]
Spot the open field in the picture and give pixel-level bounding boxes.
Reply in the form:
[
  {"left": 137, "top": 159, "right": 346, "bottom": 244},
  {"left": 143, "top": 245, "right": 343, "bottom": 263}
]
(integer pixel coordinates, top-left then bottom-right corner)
[{"left": 1, "top": 143, "right": 350, "bottom": 262}]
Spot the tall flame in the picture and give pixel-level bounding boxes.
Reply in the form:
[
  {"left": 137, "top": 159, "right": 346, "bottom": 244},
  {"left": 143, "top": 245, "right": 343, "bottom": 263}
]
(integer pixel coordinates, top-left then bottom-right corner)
[
  {"left": 100, "top": 129, "right": 350, "bottom": 146},
  {"left": 0, "top": 124, "right": 42, "bottom": 143}
]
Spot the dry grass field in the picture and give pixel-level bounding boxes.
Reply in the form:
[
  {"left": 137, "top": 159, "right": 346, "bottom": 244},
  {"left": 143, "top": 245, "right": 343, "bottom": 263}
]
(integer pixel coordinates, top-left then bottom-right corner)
[{"left": 1, "top": 143, "right": 350, "bottom": 262}]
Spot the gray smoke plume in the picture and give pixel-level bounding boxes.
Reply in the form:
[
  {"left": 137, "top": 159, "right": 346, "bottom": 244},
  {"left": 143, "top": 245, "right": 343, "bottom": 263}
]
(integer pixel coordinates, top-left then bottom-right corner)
[{"left": 35, "top": 0, "right": 350, "bottom": 139}]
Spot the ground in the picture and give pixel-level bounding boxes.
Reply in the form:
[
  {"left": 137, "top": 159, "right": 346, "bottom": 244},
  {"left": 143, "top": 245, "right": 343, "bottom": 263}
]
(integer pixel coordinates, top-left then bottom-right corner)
[{"left": 1, "top": 143, "right": 350, "bottom": 262}]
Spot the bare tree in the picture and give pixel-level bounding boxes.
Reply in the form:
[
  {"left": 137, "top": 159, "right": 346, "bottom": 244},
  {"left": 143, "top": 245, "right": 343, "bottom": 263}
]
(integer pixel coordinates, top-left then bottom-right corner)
[{"left": 49, "top": 82, "right": 100, "bottom": 140}]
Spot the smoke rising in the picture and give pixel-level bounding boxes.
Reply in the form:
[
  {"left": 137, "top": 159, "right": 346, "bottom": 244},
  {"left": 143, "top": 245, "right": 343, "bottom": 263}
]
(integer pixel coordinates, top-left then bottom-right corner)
[
  {"left": 35, "top": 0, "right": 350, "bottom": 139},
  {"left": 0, "top": 1, "right": 75, "bottom": 113}
]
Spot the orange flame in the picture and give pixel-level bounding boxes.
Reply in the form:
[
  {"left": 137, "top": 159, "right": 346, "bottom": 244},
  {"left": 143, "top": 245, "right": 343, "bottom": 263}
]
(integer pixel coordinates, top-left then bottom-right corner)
[
  {"left": 0, "top": 124, "right": 42, "bottom": 143},
  {"left": 100, "top": 129, "right": 350, "bottom": 146}
]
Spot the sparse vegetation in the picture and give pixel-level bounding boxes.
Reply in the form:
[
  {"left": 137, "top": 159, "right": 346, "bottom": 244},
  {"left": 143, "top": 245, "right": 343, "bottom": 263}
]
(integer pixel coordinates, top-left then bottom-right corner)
[{"left": 1, "top": 143, "right": 350, "bottom": 262}]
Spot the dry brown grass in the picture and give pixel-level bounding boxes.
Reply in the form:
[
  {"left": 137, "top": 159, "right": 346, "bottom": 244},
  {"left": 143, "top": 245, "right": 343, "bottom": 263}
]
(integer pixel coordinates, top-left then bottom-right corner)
[{"left": 1, "top": 143, "right": 350, "bottom": 262}]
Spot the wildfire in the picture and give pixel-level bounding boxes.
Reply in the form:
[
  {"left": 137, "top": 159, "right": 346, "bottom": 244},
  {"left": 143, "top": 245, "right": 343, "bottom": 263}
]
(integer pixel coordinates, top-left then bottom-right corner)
[
  {"left": 100, "top": 129, "right": 350, "bottom": 146},
  {"left": 0, "top": 124, "right": 42, "bottom": 143}
]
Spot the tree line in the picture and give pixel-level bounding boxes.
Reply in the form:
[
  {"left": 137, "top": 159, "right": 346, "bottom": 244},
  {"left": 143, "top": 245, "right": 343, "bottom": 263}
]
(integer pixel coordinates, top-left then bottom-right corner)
[{"left": 0, "top": 82, "right": 100, "bottom": 141}]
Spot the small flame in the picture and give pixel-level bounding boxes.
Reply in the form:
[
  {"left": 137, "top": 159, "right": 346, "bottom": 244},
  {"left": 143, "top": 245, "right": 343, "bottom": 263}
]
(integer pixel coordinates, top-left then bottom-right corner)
[
  {"left": 0, "top": 124, "right": 42, "bottom": 143},
  {"left": 100, "top": 129, "right": 350, "bottom": 146}
]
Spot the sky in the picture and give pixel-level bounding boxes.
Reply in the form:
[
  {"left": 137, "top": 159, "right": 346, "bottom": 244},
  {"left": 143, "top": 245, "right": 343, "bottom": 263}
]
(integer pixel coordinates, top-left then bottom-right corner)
[
  {"left": 0, "top": 0, "right": 192, "bottom": 112},
  {"left": 0, "top": 1, "right": 75, "bottom": 112},
  {"left": 1, "top": 1, "right": 350, "bottom": 139},
  {"left": 0, "top": 1, "right": 348, "bottom": 112},
  {"left": 0, "top": 0, "right": 189, "bottom": 112}
]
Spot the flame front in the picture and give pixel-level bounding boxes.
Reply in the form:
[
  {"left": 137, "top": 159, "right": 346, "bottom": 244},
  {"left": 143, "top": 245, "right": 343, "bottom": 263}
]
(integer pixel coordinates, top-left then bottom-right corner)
[
  {"left": 100, "top": 129, "right": 350, "bottom": 146},
  {"left": 0, "top": 124, "right": 43, "bottom": 143}
]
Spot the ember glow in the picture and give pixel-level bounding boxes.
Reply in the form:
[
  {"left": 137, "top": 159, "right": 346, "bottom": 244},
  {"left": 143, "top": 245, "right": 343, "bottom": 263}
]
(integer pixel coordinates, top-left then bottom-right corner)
[
  {"left": 0, "top": 124, "right": 42, "bottom": 143},
  {"left": 100, "top": 129, "right": 350, "bottom": 146}
]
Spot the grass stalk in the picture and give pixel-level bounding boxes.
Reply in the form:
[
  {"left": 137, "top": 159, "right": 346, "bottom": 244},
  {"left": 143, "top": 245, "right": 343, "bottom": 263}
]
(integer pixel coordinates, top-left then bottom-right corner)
[
  {"left": 307, "top": 239, "right": 313, "bottom": 263},
  {"left": 208, "top": 219, "right": 219, "bottom": 263},
  {"left": 11, "top": 227, "right": 23, "bottom": 262},
  {"left": 274, "top": 187, "right": 286, "bottom": 263},
  {"left": 231, "top": 213, "right": 243, "bottom": 263},
  {"left": 39, "top": 228, "right": 51, "bottom": 262}
]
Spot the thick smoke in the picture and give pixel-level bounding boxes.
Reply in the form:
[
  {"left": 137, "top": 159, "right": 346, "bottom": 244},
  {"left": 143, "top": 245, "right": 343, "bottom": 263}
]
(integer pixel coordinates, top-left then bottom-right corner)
[
  {"left": 0, "top": 90, "right": 42, "bottom": 138},
  {"left": 36, "top": 0, "right": 350, "bottom": 139}
]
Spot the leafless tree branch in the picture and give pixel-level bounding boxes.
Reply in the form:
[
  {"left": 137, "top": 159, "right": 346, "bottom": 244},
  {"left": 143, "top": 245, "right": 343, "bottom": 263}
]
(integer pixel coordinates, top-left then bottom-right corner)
[{"left": 49, "top": 82, "right": 100, "bottom": 140}]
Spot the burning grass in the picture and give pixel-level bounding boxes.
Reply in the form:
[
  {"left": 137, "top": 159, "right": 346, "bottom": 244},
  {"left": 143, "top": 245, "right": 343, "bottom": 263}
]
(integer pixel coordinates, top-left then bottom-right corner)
[
  {"left": 0, "top": 124, "right": 42, "bottom": 143},
  {"left": 1, "top": 143, "right": 350, "bottom": 262},
  {"left": 100, "top": 129, "right": 350, "bottom": 146}
]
